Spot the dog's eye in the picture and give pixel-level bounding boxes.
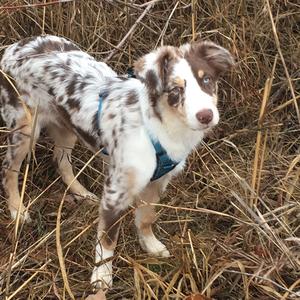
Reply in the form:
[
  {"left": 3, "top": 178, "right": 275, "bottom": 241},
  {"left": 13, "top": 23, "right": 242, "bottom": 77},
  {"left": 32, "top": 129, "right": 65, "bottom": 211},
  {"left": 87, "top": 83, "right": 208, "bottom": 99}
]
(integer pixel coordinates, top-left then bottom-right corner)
[
  {"left": 167, "top": 87, "right": 182, "bottom": 106},
  {"left": 170, "top": 87, "right": 181, "bottom": 94},
  {"left": 203, "top": 75, "right": 211, "bottom": 84}
]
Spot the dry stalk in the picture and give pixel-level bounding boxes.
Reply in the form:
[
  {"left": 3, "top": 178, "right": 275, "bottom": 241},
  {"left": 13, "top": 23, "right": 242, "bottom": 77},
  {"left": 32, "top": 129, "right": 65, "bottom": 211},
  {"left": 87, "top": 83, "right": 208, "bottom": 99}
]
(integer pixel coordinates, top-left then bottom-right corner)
[
  {"left": 104, "top": 2, "right": 155, "bottom": 63},
  {"left": 265, "top": 0, "right": 300, "bottom": 124}
]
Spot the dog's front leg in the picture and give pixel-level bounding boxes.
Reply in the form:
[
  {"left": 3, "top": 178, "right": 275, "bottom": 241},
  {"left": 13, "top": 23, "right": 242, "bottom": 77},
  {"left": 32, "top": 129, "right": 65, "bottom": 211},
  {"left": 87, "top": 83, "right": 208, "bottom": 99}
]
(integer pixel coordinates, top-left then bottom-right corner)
[
  {"left": 91, "top": 208, "right": 121, "bottom": 289},
  {"left": 135, "top": 177, "right": 171, "bottom": 257},
  {"left": 91, "top": 170, "right": 133, "bottom": 289}
]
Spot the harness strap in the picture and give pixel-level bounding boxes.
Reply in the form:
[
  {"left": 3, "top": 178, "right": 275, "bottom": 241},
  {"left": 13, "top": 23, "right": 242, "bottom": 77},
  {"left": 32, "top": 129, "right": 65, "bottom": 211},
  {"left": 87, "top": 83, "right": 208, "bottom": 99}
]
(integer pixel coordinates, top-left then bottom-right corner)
[
  {"left": 97, "top": 92, "right": 109, "bottom": 155},
  {"left": 97, "top": 91, "right": 109, "bottom": 124},
  {"left": 151, "top": 140, "right": 179, "bottom": 181}
]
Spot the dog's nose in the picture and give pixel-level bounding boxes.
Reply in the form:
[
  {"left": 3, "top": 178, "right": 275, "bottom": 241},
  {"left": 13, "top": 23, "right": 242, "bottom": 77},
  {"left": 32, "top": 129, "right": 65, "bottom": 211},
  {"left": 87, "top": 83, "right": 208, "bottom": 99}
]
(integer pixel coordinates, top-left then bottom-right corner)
[{"left": 196, "top": 109, "right": 213, "bottom": 124}]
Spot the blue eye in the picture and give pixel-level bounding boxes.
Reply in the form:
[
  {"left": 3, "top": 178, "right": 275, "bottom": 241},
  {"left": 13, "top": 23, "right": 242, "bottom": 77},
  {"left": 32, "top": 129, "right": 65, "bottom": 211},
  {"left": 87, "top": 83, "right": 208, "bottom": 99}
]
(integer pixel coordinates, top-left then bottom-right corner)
[{"left": 203, "top": 76, "right": 211, "bottom": 84}]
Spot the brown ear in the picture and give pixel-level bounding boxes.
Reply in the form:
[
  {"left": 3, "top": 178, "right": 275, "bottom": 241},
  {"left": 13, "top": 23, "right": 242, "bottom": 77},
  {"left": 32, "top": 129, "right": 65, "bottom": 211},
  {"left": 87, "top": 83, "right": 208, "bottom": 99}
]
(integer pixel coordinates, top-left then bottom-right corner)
[
  {"left": 202, "top": 41, "right": 235, "bottom": 73},
  {"left": 156, "top": 46, "right": 178, "bottom": 89},
  {"left": 182, "top": 41, "right": 235, "bottom": 76}
]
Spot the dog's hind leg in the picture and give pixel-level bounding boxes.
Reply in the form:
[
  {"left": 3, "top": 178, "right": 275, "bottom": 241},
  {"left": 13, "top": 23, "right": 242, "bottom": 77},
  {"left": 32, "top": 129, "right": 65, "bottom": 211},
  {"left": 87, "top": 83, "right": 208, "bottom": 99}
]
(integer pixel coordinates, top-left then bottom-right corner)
[
  {"left": 47, "top": 124, "right": 98, "bottom": 201},
  {"left": 135, "top": 178, "right": 171, "bottom": 257},
  {"left": 2, "top": 114, "right": 39, "bottom": 222}
]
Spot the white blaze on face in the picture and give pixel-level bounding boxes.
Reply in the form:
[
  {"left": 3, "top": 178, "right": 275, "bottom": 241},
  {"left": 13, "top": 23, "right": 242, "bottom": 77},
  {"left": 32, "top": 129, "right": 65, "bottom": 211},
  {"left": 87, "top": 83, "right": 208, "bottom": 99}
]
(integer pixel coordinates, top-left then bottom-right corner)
[{"left": 172, "top": 59, "right": 219, "bottom": 130}]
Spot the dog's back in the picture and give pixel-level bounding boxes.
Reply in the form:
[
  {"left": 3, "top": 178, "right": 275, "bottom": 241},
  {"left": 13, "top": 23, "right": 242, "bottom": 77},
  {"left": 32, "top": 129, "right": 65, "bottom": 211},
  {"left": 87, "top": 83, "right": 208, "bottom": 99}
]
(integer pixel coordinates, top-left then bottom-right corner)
[{"left": 0, "top": 35, "right": 116, "bottom": 129}]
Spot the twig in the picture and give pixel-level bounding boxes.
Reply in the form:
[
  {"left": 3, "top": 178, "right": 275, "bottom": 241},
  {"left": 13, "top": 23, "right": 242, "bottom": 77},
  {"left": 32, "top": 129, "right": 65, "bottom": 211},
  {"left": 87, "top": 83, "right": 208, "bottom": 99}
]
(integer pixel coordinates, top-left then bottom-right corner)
[
  {"left": 56, "top": 150, "right": 101, "bottom": 300},
  {"left": 191, "top": 0, "right": 196, "bottom": 41},
  {"left": 265, "top": 0, "right": 300, "bottom": 124},
  {"left": 155, "top": 1, "right": 179, "bottom": 48},
  {"left": 104, "top": 2, "right": 155, "bottom": 63},
  {"left": 4, "top": 106, "right": 38, "bottom": 298},
  {"left": 6, "top": 262, "right": 48, "bottom": 300},
  {"left": 0, "top": 0, "right": 75, "bottom": 11},
  {"left": 224, "top": 270, "right": 299, "bottom": 296},
  {"left": 250, "top": 56, "right": 277, "bottom": 207}
]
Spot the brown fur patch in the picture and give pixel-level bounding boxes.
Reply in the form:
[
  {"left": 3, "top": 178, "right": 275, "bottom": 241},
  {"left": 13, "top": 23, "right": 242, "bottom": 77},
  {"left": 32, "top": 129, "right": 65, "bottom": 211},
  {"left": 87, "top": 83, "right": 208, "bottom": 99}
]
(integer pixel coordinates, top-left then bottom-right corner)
[
  {"left": 139, "top": 210, "right": 156, "bottom": 236},
  {"left": 48, "top": 87, "right": 55, "bottom": 96},
  {"left": 101, "top": 208, "right": 123, "bottom": 248},
  {"left": 126, "top": 90, "right": 138, "bottom": 106},
  {"left": 144, "top": 71, "right": 162, "bottom": 120},
  {"left": 17, "top": 36, "right": 37, "bottom": 47},
  {"left": 198, "top": 69, "right": 204, "bottom": 78},
  {"left": 74, "top": 126, "right": 97, "bottom": 149},
  {"left": 145, "top": 70, "right": 159, "bottom": 94},
  {"left": 67, "top": 97, "right": 81, "bottom": 111},
  {"left": 185, "top": 41, "right": 233, "bottom": 77},
  {"left": 184, "top": 46, "right": 217, "bottom": 96},
  {"left": 34, "top": 39, "right": 80, "bottom": 54},
  {"left": 135, "top": 181, "right": 162, "bottom": 236},
  {"left": 101, "top": 237, "right": 117, "bottom": 251},
  {"left": 0, "top": 72, "right": 20, "bottom": 107},
  {"left": 167, "top": 87, "right": 183, "bottom": 107},
  {"left": 56, "top": 105, "right": 72, "bottom": 125},
  {"left": 184, "top": 41, "right": 233, "bottom": 95},
  {"left": 108, "top": 113, "right": 116, "bottom": 119},
  {"left": 125, "top": 168, "right": 136, "bottom": 196},
  {"left": 134, "top": 57, "right": 145, "bottom": 75},
  {"left": 66, "top": 75, "right": 78, "bottom": 97},
  {"left": 2, "top": 115, "right": 33, "bottom": 214},
  {"left": 156, "top": 46, "right": 178, "bottom": 87},
  {"left": 173, "top": 76, "right": 186, "bottom": 88}
]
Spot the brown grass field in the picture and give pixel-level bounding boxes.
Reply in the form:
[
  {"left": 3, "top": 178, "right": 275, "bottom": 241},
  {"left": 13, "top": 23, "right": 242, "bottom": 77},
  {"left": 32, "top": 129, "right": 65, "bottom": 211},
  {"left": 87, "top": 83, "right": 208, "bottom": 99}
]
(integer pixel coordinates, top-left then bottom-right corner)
[{"left": 0, "top": 0, "right": 299, "bottom": 299}]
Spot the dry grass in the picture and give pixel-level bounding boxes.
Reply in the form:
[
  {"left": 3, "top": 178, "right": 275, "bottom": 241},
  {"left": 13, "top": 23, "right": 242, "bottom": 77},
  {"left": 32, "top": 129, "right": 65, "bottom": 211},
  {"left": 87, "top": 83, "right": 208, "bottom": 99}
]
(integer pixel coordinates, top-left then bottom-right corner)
[{"left": 0, "top": 0, "right": 299, "bottom": 299}]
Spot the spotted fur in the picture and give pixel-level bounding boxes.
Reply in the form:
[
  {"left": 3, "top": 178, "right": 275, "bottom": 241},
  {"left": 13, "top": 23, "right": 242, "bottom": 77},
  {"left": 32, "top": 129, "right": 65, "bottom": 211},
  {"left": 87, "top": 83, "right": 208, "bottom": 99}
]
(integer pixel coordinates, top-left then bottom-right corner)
[{"left": 0, "top": 35, "right": 234, "bottom": 289}]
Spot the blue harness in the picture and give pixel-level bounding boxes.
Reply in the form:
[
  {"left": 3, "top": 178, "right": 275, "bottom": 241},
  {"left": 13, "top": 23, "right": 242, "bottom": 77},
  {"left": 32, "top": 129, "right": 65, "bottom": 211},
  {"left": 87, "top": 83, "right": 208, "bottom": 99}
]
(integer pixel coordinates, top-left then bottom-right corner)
[{"left": 97, "top": 76, "right": 180, "bottom": 181}]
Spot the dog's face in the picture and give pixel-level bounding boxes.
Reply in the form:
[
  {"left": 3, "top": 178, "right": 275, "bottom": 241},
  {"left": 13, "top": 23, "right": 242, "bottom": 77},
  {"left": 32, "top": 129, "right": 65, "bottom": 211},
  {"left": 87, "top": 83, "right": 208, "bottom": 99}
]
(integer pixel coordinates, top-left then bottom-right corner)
[{"left": 134, "top": 41, "right": 234, "bottom": 131}]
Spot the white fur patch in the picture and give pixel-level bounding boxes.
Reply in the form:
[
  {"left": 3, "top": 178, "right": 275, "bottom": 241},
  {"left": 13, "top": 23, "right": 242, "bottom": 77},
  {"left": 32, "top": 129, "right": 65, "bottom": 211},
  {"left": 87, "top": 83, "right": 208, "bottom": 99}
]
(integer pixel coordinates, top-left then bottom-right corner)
[
  {"left": 91, "top": 263, "right": 113, "bottom": 289},
  {"left": 91, "top": 243, "right": 114, "bottom": 288}
]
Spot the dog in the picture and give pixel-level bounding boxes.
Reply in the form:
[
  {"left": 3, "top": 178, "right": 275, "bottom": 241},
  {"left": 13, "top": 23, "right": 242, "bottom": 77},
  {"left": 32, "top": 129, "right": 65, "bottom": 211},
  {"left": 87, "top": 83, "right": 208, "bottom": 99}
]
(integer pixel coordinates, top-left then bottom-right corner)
[{"left": 0, "top": 35, "right": 234, "bottom": 288}]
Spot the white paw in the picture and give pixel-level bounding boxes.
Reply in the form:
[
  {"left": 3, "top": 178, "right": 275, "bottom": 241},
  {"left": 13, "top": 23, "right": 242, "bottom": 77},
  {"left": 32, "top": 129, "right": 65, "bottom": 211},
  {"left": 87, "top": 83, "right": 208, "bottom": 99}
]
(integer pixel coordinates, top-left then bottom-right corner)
[
  {"left": 139, "top": 235, "right": 170, "bottom": 257},
  {"left": 91, "top": 263, "right": 113, "bottom": 289},
  {"left": 10, "top": 208, "right": 32, "bottom": 223}
]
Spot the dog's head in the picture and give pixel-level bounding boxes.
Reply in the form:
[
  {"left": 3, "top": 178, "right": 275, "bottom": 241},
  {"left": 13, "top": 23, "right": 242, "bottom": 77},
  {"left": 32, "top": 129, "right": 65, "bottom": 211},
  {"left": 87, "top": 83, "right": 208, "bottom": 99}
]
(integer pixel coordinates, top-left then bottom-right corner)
[{"left": 134, "top": 41, "right": 234, "bottom": 131}]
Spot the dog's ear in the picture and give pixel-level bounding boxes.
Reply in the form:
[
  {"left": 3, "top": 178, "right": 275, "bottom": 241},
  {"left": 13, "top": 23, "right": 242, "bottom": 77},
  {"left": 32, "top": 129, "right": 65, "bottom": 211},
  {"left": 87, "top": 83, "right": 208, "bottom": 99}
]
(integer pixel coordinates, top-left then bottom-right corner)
[
  {"left": 134, "top": 46, "right": 179, "bottom": 94},
  {"left": 156, "top": 47, "right": 179, "bottom": 89},
  {"left": 181, "top": 41, "right": 235, "bottom": 76}
]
